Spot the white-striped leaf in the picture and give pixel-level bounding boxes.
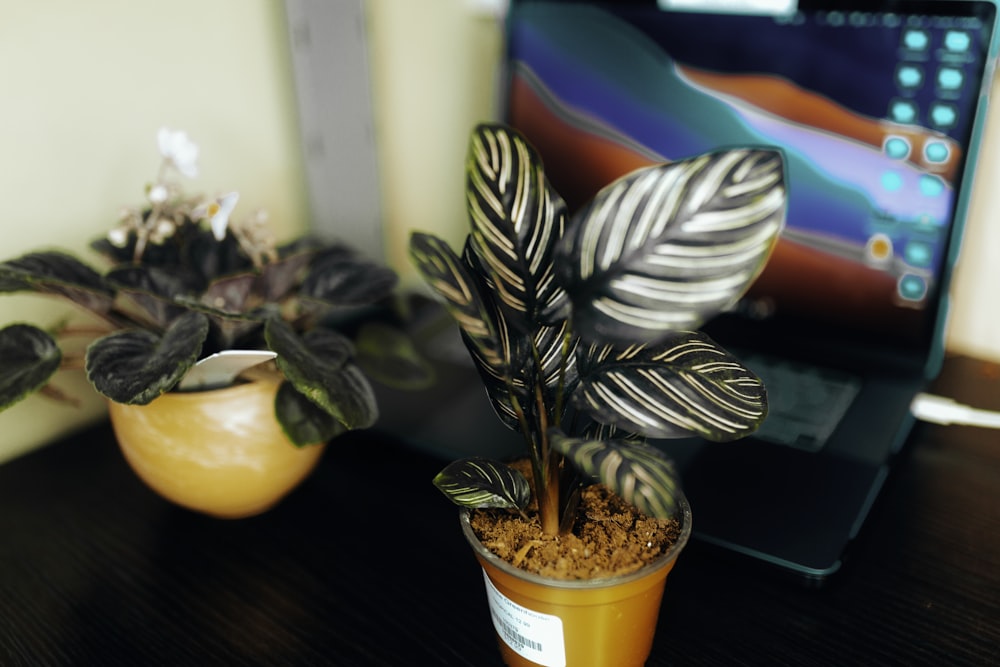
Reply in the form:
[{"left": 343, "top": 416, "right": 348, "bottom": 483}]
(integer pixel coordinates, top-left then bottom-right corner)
[
  {"left": 409, "top": 232, "right": 506, "bottom": 372},
  {"left": 549, "top": 430, "right": 681, "bottom": 519},
  {"left": 573, "top": 331, "right": 767, "bottom": 442},
  {"left": 465, "top": 124, "right": 571, "bottom": 330},
  {"left": 433, "top": 457, "right": 531, "bottom": 511},
  {"left": 556, "top": 148, "right": 786, "bottom": 345}
]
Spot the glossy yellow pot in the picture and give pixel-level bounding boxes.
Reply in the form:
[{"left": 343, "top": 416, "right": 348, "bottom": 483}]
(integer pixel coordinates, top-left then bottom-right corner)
[
  {"left": 461, "top": 493, "right": 691, "bottom": 667},
  {"left": 108, "top": 379, "right": 326, "bottom": 519}
]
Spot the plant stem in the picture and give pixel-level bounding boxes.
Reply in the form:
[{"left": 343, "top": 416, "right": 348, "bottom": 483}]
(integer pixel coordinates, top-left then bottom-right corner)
[{"left": 539, "top": 449, "right": 562, "bottom": 536}]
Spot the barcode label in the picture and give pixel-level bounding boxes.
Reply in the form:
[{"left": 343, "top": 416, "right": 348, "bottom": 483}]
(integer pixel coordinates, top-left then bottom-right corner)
[{"left": 482, "top": 570, "right": 566, "bottom": 667}]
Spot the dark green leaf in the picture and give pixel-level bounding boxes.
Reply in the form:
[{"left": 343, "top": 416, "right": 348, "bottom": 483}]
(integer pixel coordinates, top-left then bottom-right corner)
[
  {"left": 301, "top": 253, "right": 398, "bottom": 306},
  {"left": 0, "top": 324, "right": 62, "bottom": 411},
  {"left": 274, "top": 380, "right": 347, "bottom": 446},
  {"left": 433, "top": 457, "right": 531, "bottom": 511},
  {"left": 258, "top": 250, "right": 315, "bottom": 302},
  {"left": 175, "top": 293, "right": 274, "bottom": 351},
  {"left": 0, "top": 251, "right": 115, "bottom": 316},
  {"left": 464, "top": 123, "right": 571, "bottom": 329},
  {"left": 265, "top": 318, "right": 377, "bottom": 430},
  {"left": 556, "top": 148, "right": 786, "bottom": 345},
  {"left": 200, "top": 272, "right": 258, "bottom": 314},
  {"left": 573, "top": 331, "right": 767, "bottom": 441},
  {"left": 353, "top": 322, "right": 435, "bottom": 390},
  {"left": 549, "top": 429, "right": 681, "bottom": 519},
  {"left": 85, "top": 311, "right": 210, "bottom": 404},
  {"left": 105, "top": 265, "right": 194, "bottom": 328}
]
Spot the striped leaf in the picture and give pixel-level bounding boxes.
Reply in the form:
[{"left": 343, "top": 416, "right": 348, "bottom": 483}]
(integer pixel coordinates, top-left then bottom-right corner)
[
  {"left": 409, "top": 232, "right": 506, "bottom": 373},
  {"left": 549, "top": 430, "right": 681, "bottom": 519},
  {"left": 433, "top": 457, "right": 531, "bottom": 511},
  {"left": 532, "top": 318, "right": 578, "bottom": 401},
  {"left": 573, "top": 331, "right": 767, "bottom": 442},
  {"left": 465, "top": 123, "right": 571, "bottom": 330},
  {"left": 556, "top": 148, "right": 786, "bottom": 345}
]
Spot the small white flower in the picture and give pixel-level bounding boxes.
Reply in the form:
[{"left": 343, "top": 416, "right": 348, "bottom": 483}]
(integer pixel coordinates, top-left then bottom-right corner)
[
  {"left": 157, "top": 127, "right": 199, "bottom": 178},
  {"left": 194, "top": 192, "right": 240, "bottom": 241},
  {"left": 108, "top": 226, "right": 129, "bottom": 248},
  {"left": 150, "top": 218, "right": 177, "bottom": 243},
  {"left": 148, "top": 183, "right": 169, "bottom": 204}
]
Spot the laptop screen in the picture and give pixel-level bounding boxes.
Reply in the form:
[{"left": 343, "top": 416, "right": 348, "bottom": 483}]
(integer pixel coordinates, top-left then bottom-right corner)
[{"left": 503, "top": 0, "right": 999, "bottom": 370}]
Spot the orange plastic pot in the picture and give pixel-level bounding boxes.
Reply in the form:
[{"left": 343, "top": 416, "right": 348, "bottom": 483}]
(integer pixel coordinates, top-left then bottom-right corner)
[
  {"left": 461, "top": 494, "right": 691, "bottom": 667},
  {"left": 108, "top": 378, "right": 326, "bottom": 519}
]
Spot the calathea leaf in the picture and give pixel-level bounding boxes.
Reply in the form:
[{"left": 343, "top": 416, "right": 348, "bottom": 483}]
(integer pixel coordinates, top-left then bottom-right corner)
[
  {"left": 531, "top": 318, "right": 578, "bottom": 402},
  {"left": 433, "top": 457, "right": 531, "bottom": 511},
  {"left": 464, "top": 123, "right": 571, "bottom": 330},
  {"left": 409, "top": 232, "right": 506, "bottom": 372},
  {"left": 265, "top": 318, "right": 377, "bottom": 431},
  {"left": 573, "top": 330, "right": 767, "bottom": 442},
  {"left": 86, "top": 311, "right": 210, "bottom": 404},
  {"left": 556, "top": 148, "right": 786, "bottom": 345},
  {"left": 0, "top": 251, "right": 115, "bottom": 317},
  {"left": 0, "top": 324, "right": 62, "bottom": 411},
  {"left": 549, "top": 429, "right": 681, "bottom": 519}
]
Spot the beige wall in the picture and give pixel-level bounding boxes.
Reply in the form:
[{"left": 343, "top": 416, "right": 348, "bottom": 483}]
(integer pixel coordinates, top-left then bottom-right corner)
[
  {"left": 367, "top": 0, "right": 503, "bottom": 289},
  {"left": 1, "top": 1, "right": 998, "bottom": 464}
]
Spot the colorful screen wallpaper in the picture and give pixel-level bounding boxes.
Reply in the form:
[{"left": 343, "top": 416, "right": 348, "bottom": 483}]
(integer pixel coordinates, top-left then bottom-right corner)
[{"left": 504, "top": 1, "right": 996, "bottom": 348}]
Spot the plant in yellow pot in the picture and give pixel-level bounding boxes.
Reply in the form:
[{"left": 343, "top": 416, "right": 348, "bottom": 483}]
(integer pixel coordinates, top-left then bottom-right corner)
[
  {"left": 410, "top": 124, "right": 786, "bottom": 666},
  {"left": 0, "top": 128, "right": 430, "bottom": 518}
]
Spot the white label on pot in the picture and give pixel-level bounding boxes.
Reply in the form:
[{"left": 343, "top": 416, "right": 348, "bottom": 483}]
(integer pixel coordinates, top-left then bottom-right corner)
[{"left": 482, "top": 570, "right": 566, "bottom": 667}]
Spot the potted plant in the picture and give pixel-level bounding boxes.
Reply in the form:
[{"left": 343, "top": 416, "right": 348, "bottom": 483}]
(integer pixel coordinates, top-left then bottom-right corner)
[
  {"left": 0, "top": 127, "right": 430, "bottom": 518},
  {"left": 409, "top": 124, "right": 786, "bottom": 666}
]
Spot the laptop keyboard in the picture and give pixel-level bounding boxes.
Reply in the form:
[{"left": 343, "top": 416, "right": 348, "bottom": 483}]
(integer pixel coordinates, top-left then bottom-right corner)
[{"left": 742, "top": 354, "right": 863, "bottom": 452}]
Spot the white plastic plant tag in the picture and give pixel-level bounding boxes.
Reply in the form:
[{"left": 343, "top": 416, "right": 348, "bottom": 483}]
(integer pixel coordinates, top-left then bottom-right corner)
[
  {"left": 177, "top": 350, "right": 277, "bottom": 391},
  {"left": 482, "top": 570, "right": 566, "bottom": 667}
]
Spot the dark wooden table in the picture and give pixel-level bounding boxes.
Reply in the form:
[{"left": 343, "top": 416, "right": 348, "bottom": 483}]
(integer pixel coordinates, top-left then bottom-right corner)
[{"left": 1, "top": 355, "right": 999, "bottom": 666}]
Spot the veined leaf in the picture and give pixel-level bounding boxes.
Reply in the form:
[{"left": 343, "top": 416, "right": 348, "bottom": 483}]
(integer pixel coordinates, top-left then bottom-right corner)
[
  {"left": 433, "top": 457, "right": 531, "bottom": 511},
  {"left": 556, "top": 148, "right": 786, "bottom": 345},
  {"left": 0, "top": 324, "right": 62, "bottom": 411},
  {"left": 0, "top": 251, "right": 115, "bottom": 316},
  {"left": 353, "top": 322, "right": 436, "bottom": 390},
  {"left": 532, "top": 317, "right": 578, "bottom": 401},
  {"left": 409, "top": 232, "right": 506, "bottom": 372},
  {"left": 274, "top": 380, "right": 347, "bottom": 446},
  {"left": 105, "top": 265, "right": 195, "bottom": 328},
  {"left": 573, "top": 331, "right": 767, "bottom": 441},
  {"left": 86, "top": 311, "right": 210, "bottom": 404},
  {"left": 549, "top": 429, "right": 681, "bottom": 519},
  {"left": 465, "top": 124, "right": 571, "bottom": 329},
  {"left": 301, "top": 252, "right": 398, "bottom": 306},
  {"left": 265, "top": 318, "right": 377, "bottom": 430}
]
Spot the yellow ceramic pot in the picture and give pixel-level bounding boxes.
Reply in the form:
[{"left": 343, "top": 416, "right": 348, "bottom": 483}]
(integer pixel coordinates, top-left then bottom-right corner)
[
  {"left": 108, "top": 378, "right": 326, "bottom": 519},
  {"left": 461, "top": 493, "right": 691, "bottom": 667}
]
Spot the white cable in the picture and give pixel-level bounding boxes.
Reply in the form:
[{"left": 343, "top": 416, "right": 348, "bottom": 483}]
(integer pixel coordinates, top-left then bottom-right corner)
[{"left": 910, "top": 393, "right": 1000, "bottom": 428}]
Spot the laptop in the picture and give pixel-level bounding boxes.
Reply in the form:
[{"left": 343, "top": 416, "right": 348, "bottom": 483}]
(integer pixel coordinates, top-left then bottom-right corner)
[
  {"left": 489, "top": 0, "right": 1000, "bottom": 582},
  {"left": 371, "top": 0, "right": 999, "bottom": 583}
]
